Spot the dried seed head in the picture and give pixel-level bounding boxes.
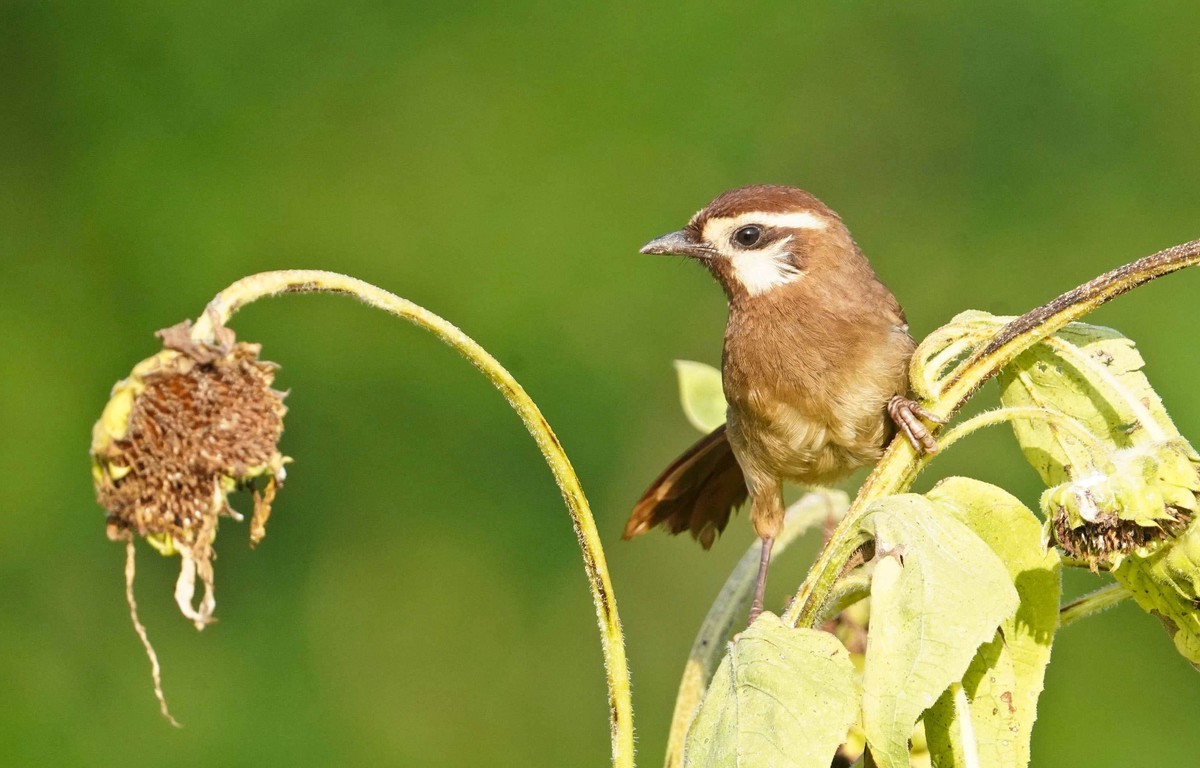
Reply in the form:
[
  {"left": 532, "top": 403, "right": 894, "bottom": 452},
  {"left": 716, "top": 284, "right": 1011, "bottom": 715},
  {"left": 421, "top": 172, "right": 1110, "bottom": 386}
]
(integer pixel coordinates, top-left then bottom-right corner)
[
  {"left": 1042, "top": 439, "right": 1199, "bottom": 570},
  {"left": 91, "top": 321, "right": 288, "bottom": 628},
  {"left": 1049, "top": 503, "right": 1190, "bottom": 570}
]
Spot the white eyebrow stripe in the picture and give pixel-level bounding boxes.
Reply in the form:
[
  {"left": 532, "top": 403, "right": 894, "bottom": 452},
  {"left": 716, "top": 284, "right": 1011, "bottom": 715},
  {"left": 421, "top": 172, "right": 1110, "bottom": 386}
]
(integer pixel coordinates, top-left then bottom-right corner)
[
  {"left": 700, "top": 210, "right": 829, "bottom": 245},
  {"left": 734, "top": 210, "right": 829, "bottom": 230}
]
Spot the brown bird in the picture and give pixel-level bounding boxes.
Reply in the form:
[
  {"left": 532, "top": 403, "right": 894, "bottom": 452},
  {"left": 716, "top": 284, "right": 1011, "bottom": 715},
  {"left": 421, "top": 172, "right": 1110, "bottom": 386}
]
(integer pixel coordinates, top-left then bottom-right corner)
[{"left": 624, "top": 184, "right": 940, "bottom": 622}]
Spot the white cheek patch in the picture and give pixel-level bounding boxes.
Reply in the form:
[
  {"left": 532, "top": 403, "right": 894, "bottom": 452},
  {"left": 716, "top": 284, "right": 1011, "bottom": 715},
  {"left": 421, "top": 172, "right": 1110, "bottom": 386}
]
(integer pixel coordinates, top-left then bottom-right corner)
[
  {"left": 701, "top": 210, "right": 827, "bottom": 296},
  {"left": 728, "top": 236, "right": 803, "bottom": 296}
]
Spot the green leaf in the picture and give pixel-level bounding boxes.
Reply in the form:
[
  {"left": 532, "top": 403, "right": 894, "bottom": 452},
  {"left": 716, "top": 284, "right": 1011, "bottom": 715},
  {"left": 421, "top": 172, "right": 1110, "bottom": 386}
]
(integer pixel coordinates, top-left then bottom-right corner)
[
  {"left": 923, "top": 478, "right": 1062, "bottom": 768},
  {"left": 666, "top": 492, "right": 848, "bottom": 768},
  {"left": 909, "top": 309, "right": 1005, "bottom": 401},
  {"left": 997, "top": 321, "right": 1188, "bottom": 487},
  {"left": 675, "top": 360, "right": 727, "bottom": 433},
  {"left": 684, "top": 613, "right": 859, "bottom": 768},
  {"left": 1113, "top": 517, "right": 1200, "bottom": 670},
  {"left": 998, "top": 320, "right": 1200, "bottom": 569},
  {"left": 859, "top": 495, "right": 1019, "bottom": 768}
]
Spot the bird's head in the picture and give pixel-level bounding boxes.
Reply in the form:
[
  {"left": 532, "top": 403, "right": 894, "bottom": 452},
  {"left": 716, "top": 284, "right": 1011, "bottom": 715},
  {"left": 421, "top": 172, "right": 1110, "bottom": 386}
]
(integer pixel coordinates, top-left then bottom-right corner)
[{"left": 641, "top": 185, "right": 860, "bottom": 302}]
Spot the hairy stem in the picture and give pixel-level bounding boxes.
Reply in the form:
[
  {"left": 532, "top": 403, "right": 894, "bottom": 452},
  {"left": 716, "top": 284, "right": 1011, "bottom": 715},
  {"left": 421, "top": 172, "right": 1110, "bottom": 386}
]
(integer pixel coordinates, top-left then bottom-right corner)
[
  {"left": 189, "top": 270, "right": 635, "bottom": 768},
  {"left": 816, "top": 571, "right": 873, "bottom": 628},
  {"left": 1059, "top": 583, "right": 1132, "bottom": 628},
  {"left": 940, "top": 238, "right": 1200, "bottom": 412},
  {"left": 924, "top": 406, "right": 1103, "bottom": 459},
  {"left": 785, "top": 238, "right": 1200, "bottom": 629}
]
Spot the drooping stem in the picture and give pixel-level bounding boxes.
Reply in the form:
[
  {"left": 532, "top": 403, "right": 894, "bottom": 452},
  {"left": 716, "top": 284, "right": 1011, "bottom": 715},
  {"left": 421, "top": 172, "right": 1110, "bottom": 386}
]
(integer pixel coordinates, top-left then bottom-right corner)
[
  {"left": 1059, "top": 583, "right": 1132, "bottom": 628},
  {"left": 784, "top": 238, "right": 1200, "bottom": 629},
  {"left": 189, "top": 270, "right": 635, "bottom": 768}
]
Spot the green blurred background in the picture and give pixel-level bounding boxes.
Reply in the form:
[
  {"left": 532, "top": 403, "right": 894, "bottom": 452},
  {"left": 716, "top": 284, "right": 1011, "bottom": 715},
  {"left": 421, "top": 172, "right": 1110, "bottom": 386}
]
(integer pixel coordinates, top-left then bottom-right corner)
[{"left": 3, "top": 2, "right": 1199, "bottom": 765}]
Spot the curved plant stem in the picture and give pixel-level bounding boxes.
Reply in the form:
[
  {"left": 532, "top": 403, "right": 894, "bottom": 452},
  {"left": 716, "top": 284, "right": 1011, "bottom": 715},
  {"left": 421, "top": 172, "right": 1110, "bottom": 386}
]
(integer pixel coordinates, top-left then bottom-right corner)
[
  {"left": 188, "top": 270, "right": 634, "bottom": 768},
  {"left": 1059, "top": 583, "right": 1132, "bottom": 629},
  {"left": 939, "top": 238, "right": 1200, "bottom": 413},
  {"left": 921, "top": 406, "right": 1104, "bottom": 461},
  {"left": 662, "top": 492, "right": 843, "bottom": 768},
  {"left": 784, "top": 238, "right": 1200, "bottom": 629}
]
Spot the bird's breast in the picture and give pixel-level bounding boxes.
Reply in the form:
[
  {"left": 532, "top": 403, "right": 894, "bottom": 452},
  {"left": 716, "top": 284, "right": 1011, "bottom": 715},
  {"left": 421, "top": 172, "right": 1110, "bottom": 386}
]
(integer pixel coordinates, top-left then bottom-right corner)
[
  {"left": 721, "top": 310, "right": 913, "bottom": 487},
  {"left": 727, "top": 386, "right": 890, "bottom": 487}
]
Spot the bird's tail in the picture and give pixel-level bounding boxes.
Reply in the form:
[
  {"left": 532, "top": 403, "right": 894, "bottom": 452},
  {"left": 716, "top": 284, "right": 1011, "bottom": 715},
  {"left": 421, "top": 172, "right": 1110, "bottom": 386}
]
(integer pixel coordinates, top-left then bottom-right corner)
[{"left": 623, "top": 424, "right": 748, "bottom": 549}]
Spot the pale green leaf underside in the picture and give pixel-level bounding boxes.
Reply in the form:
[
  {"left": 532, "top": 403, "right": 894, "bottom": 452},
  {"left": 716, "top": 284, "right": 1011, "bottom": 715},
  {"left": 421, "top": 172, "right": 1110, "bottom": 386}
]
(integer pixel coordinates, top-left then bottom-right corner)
[
  {"left": 675, "top": 359, "right": 727, "bottom": 433},
  {"left": 1114, "top": 529, "right": 1200, "bottom": 670},
  {"left": 923, "top": 478, "right": 1061, "bottom": 768},
  {"left": 995, "top": 321, "right": 1200, "bottom": 666},
  {"left": 860, "top": 495, "right": 1019, "bottom": 768},
  {"left": 666, "top": 492, "right": 849, "bottom": 767},
  {"left": 684, "top": 613, "right": 859, "bottom": 768},
  {"left": 998, "top": 321, "right": 1184, "bottom": 487}
]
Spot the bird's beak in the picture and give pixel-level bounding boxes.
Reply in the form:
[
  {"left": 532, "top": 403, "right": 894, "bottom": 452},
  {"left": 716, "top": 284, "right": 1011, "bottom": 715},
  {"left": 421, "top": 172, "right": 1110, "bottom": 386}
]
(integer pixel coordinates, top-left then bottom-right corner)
[{"left": 639, "top": 230, "right": 709, "bottom": 259}]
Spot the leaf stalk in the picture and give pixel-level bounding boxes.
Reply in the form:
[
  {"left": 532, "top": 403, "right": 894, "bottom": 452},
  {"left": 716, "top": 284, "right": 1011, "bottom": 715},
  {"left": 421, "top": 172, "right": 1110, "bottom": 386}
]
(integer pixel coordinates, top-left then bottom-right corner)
[{"left": 1059, "top": 583, "right": 1132, "bottom": 628}]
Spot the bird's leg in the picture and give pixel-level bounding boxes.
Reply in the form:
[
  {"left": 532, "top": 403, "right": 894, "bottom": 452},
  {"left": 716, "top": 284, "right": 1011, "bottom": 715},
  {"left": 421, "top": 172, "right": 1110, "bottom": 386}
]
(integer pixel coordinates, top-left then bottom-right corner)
[
  {"left": 747, "top": 479, "right": 785, "bottom": 624},
  {"left": 748, "top": 535, "right": 775, "bottom": 624},
  {"left": 887, "top": 395, "right": 944, "bottom": 454}
]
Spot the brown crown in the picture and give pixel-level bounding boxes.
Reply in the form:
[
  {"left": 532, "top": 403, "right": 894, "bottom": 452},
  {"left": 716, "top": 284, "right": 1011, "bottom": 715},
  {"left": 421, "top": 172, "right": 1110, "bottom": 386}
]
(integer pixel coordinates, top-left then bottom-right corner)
[{"left": 687, "top": 184, "right": 841, "bottom": 234}]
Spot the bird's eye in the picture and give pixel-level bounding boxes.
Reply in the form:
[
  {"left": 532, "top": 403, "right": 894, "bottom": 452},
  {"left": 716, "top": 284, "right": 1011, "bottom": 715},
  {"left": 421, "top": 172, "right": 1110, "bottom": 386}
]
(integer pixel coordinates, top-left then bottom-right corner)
[{"left": 733, "top": 225, "right": 762, "bottom": 247}]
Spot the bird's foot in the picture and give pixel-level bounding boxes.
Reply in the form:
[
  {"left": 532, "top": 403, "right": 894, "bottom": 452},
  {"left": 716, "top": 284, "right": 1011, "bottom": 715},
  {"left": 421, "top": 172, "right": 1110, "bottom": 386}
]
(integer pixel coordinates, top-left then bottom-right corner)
[{"left": 888, "top": 396, "right": 944, "bottom": 454}]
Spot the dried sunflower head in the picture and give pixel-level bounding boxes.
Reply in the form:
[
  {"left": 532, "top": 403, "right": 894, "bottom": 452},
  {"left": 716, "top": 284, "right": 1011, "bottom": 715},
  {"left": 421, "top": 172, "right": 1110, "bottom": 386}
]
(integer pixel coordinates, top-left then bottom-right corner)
[
  {"left": 91, "top": 320, "right": 289, "bottom": 628},
  {"left": 1041, "top": 438, "right": 1198, "bottom": 570}
]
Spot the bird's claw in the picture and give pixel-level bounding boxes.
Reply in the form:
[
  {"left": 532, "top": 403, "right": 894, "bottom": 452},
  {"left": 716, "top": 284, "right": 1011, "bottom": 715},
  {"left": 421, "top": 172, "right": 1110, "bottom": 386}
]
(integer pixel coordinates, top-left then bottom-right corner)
[{"left": 888, "top": 396, "right": 943, "bottom": 454}]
